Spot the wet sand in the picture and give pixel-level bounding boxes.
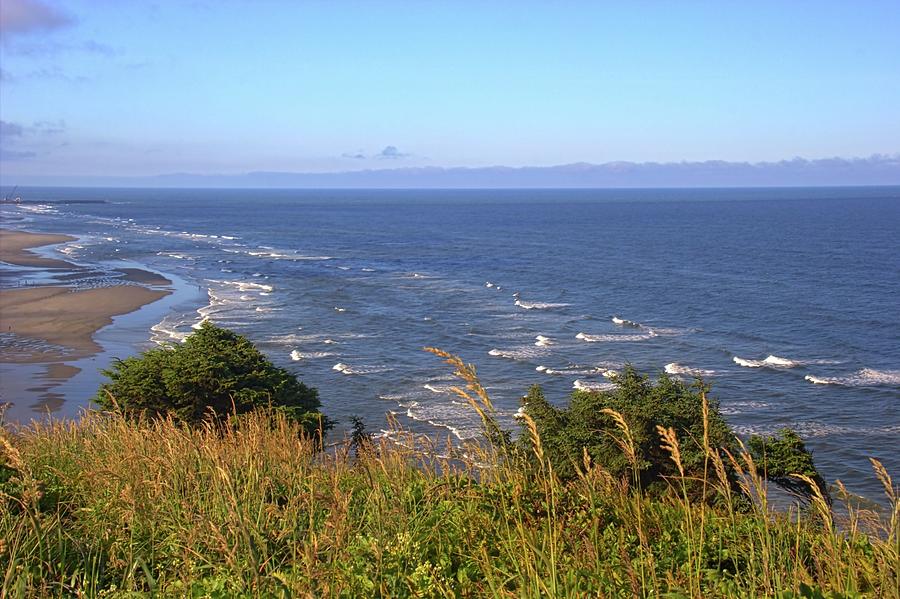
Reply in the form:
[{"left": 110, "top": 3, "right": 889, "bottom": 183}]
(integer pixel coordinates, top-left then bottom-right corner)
[
  {"left": 0, "top": 229, "right": 78, "bottom": 269},
  {"left": 1, "top": 229, "right": 172, "bottom": 366},
  {"left": 1, "top": 285, "right": 170, "bottom": 362},
  {"left": 115, "top": 267, "right": 172, "bottom": 286}
]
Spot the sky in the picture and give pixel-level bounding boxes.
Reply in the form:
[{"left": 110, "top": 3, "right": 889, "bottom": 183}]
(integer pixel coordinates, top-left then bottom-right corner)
[{"left": 1, "top": 0, "right": 899, "bottom": 180}]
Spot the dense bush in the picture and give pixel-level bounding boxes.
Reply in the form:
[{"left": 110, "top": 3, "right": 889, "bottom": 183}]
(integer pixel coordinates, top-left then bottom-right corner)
[
  {"left": 518, "top": 367, "right": 738, "bottom": 494},
  {"left": 95, "top": 321, "right": 328, "bottom": 435},
  {"left": 518, "top": 366, "right": 827, "bottom": 504},
  {"left": 749, "top": 428, "right": 832, "bottom": 504}
]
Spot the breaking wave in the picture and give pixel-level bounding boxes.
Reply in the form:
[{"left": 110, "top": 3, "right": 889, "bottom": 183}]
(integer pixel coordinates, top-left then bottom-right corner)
[
  {"left": 804, "top": 368, "right": 900, "bottom": 387},
  {"left": 534, "top": 335, "right": 553, "bottom": 347},
  {"left": 332, "top": 362, "right": 391, "bottom": 376},
  {"left": 488, "top": 346, "right": 551, "bottom": 361},
  {"left": 537, "top": 365, "right": 618, "bottom": 378},
  {"left": 290, "top": 350, "right": 335, "bottom": 361},
  {"left": 515, "top": 299, "right": 571, "bottom": 310},
  {"left": 611, "top": 316, "right": 642, "bottom": 328},
  {"left": 573, "top": 379, "right": 617, "bottom": 392},
  {"left": 576, "top": 331, "right": 657, "bottom": 343},
  {"left": 664, "top": 363, "right": 716, "bottom": 377},
  {"left": 733, "top": 355, "right": 799, "bottom": 369}
]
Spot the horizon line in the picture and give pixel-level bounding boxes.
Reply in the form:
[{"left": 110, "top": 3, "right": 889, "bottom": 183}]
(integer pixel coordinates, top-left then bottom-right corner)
[{"left": 3, "top": 153, "right": 899, "bottom": 189}]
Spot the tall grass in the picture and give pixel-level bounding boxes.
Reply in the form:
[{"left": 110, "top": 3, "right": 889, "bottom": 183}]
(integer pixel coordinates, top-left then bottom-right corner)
[{"left": 1, "top": 353, "right": 897, "bottom": 597}]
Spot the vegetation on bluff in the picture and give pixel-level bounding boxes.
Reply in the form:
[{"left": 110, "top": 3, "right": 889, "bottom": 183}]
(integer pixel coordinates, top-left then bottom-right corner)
[
  {"left": 0, "top": 332, "right": 896, "bottom": 597},
  {"left": 94, "top": 321, "right": 328, "bottom": 435}
]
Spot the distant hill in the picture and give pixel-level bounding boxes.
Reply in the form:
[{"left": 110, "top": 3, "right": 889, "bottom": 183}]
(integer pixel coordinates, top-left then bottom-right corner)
[{"left": 5, "top": 154, "right": 900, "bottom": 188}]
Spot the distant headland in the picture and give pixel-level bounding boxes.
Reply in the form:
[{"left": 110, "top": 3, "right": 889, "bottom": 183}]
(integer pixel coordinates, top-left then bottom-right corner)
[{"left": 4, "top": 154, "right": 899, "bottom": 189}]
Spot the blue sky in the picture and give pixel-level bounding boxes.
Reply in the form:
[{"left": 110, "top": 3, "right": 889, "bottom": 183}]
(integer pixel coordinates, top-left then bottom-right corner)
[{"left": 1, "top": 0, "right": 898, "bottom": 177}]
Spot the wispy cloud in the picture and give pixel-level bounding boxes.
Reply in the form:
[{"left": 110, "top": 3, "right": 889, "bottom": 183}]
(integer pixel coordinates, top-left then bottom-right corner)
[
  {"left": 0, "top": 120, "right": 35, "bottom": 161},
  {"left": 0, "top": 0, "right": 72, "bottom": 39},
  {"left": 0, "top": 118, "right": 66, "bottom": 162},
  {"left": 0, "top": 120, "right": 25, "bottom": 139},
  {"left": 376, "top": 145, "right": 410, "bottom": 159},
  {"left": 341, "top": 146, "right": 413, "bottom": 160}
]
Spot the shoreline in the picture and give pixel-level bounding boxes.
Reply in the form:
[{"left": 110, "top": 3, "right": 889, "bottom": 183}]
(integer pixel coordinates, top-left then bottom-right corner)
[
  {"left": 0, "top": 228, "right": 180, "bottom": 420},
  {"left": 0, "top": 229, "right": 80, "bottom": 270}
]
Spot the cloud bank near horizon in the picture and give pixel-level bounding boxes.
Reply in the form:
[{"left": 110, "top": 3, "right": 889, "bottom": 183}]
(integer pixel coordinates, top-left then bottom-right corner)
[{"left": 3, "top": 154, "right": 899, "bottom": 189}]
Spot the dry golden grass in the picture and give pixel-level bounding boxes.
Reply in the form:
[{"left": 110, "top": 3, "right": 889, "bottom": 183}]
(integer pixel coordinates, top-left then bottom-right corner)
[{"left": 0, "top": 350, "right": 897, "bottom": 597}]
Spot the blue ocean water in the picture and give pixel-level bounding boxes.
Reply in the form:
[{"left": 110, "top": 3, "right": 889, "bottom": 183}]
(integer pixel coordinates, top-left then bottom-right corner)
[{"left": 2, "top": 187, "right": 898, "bottom": 500}]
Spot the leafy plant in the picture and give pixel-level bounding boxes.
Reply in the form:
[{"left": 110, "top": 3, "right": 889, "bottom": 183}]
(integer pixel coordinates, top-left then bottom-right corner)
[
  {"left": 518, "top": 367, "right": 737, "bottom": 499},
  {"left": 94, "top": 321, "right": 328, "bottom": 435},
  {"left": 749, "top": 428, "right": 831, "bottom": 505}
]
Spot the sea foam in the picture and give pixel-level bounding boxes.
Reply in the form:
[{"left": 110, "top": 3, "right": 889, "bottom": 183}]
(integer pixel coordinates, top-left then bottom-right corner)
[
  {"left": 733, "top": 355, "right": 800, "bottom": 369},
  {"left": 804, "top": 368, "right": 900, "bottom": 387},
  {"left": 665, "top": 363, "right": 716, "bottom": 376},
  {"left": 576, "top": 331, "right": 657, "bottom": 342}
]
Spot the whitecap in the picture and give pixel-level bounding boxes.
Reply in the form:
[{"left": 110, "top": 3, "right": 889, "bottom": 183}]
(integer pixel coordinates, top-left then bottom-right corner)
[
  {"left": 515, "top": 299, "right": 571, "bottom": 310},
  {"left": 534, "top": 335, "right": 553, "bottom": 347},
  {"left": 576, "top": 331, "right": 656, "bottom": 342},
  {"left": 665, "top": 362, "right": 716, "bottom": 377},
  {"left": 291, "top": 350, "right": 334, "bottom": 361},
  {"left": 332, "top": 362, "right": 390, "bottom": 376},
  {"left": 805, "top": 368, "right": 900, "bottom": 387},
  {"left": 208, "top": 279, "right": 273, "bottom": 293},
  {"left": 611, "top": 316, "right": 641, "bottom": 328},
  {"left": 733, "top": 355, "right": 800, "bottom": 369},
  {"left": 488, "top": 346, "right": 550, "bottom": 361},
  {"left": 573, "top": 379, "right": 617, "bottom": 392},
  {"left": 334, "top": 307, "right": 346, "bottom": 312},
  {"left": 537, "top": 365, "right": 617, "bottom": 377}
]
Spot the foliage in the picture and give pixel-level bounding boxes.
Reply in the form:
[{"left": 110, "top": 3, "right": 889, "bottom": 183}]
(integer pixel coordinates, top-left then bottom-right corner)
[
  {"left": 94, "top": 321, "right": 328, "bottom": 435},
  {"left": 349, "top": 416, "right": 373, "bottom": 458},
  {"left": 518, "top": 367, "right": 738, "bottom": 497},
  {"left": 749, "top": 428, "right": 832, "bottom": 505},
  {"left": 0, "top": 409, "right": 896, "bottom": 598}
]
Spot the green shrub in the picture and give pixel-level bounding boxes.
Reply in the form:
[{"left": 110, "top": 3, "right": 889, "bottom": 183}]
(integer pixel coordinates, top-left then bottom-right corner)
[
  {"left": 94, "top": 321, "right": 328, "bottom": 435},
  {"left": 749, "top": 428, "right": 831, "bottom": 504},
  {"left": 518, "top": 366, "right": 827, "bottom": 505}
]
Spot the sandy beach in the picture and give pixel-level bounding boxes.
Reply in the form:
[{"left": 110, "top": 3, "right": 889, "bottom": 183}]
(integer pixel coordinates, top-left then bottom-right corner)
[
  {"left": 1, "top": 229, "right": 172, "bottom": 364},
  {"left": 1, "top": 285, "right": 170, "bottom": 362},
  {"left": 0, "top": 229, "right": 79, "bottom": 269}
]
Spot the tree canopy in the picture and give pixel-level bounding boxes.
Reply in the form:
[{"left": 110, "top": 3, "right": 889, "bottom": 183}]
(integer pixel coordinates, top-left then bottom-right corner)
[{"left": 95, "top": 322, "right": 328, "bottom": 435}]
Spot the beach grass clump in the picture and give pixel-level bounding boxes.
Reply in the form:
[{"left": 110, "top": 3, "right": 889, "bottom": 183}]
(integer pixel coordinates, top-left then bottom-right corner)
[{"left": 1, "top": 353, "right": 898, "bottom": 597}]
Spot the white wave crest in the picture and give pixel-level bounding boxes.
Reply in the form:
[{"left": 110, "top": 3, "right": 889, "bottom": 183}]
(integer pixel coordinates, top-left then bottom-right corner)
[
  {"left": 733, "top": 355, "right": 800, "bottom": 369},
  {"left": 537, "top": 365, "right": 617, "bottom": 377},
  {"left": 246, "top": 248, "right": 331, "bottom": 261},
  {"left": 573, "top": 379, "right": 617, "bottom": 392},
  {"left": 534, "top": 335, "right": 553, "bottom": 347},
  {"left": 488, "top": 346, "right": 550, "bottom": 361},
  {"left": 665, "top": 362, "right": 716, "bottom": 377},
  {"left": 208, "top": 279, "right": 273, "bottom": 293},
  {"left": 611, "top": 316, "right": 641, "bottom": 328},
  {"left": 576, "top": 331, "right": 657, "bottom": 343},
  {"left": 515, "top": 299, "right": 571, "bottom": 310},
  {"left": 332, "top": 362, "right": 391, "bottom": 376},
  {"left": 805, "top": 368, "right": 900, "bottom": 387},
  {"left": 290, "top": 350, "right": 334, "bottom": 361}
]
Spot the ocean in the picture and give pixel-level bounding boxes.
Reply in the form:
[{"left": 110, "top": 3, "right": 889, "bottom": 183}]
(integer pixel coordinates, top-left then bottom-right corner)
[{"left": 1, "top": 186, "right": 898, "bottom": 500}]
